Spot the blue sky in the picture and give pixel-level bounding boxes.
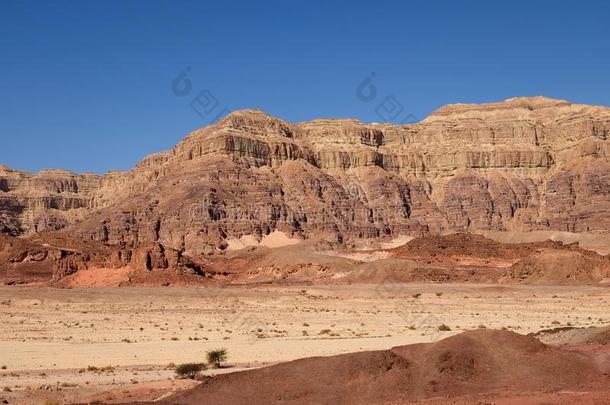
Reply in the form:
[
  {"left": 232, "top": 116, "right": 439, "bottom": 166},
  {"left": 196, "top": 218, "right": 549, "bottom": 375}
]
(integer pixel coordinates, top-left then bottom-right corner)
[{"left": 2, "top": 0, "right": 610, "bottom": 174}]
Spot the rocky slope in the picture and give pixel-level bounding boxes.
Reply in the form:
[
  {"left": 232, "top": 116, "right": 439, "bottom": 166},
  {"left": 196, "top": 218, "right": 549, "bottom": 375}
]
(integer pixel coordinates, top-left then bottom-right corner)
[{"left": 1, "top": 96, "right": 609, "bottom": 256}]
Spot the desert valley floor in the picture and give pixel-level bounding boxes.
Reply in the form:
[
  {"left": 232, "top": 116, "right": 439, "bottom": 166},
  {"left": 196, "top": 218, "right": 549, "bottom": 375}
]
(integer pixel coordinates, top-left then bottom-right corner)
[{"left": 1, "top": 283, "right": 610, "bottom": 404}]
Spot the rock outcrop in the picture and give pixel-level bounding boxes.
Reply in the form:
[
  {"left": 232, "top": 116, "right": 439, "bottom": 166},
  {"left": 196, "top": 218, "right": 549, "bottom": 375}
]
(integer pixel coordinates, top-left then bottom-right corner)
[
  {"left": 1, "top": 96, "right": 609, "bottom": 255},
  {"left": 0, "top": 233, "right": 205, "bottom": 285}
]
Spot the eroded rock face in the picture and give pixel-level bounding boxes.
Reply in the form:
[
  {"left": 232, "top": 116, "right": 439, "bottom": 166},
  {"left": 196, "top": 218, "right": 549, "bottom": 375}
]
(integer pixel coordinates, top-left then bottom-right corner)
[
  {"left": 1, "top": 96, "right": 610, "bottom": 252},
  {"left": 0, "top": 234, "right": 204, "bottom": 285}
]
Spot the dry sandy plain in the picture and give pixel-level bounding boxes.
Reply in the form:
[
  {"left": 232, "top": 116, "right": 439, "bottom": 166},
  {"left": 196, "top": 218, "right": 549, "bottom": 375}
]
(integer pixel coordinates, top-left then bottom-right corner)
[{"left": 1, "top": 283, "right": 610, "bottom": 404}]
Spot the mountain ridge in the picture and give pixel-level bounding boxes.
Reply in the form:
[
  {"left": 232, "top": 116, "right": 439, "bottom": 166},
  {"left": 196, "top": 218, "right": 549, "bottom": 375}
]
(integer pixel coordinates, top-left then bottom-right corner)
[{"left": 1, "top": 96, "right": 609, "bottom": 256}]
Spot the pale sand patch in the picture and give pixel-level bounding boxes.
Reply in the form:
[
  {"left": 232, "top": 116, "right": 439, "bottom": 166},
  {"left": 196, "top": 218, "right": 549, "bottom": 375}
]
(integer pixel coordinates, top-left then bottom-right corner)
[
  {"left": 321, "top": 250, "right": 391, "bottom": 262},
  {"left": 65, "top": 267, "right": 132, "bottom": 288},
  {"left": 476, "top": 230, "right": 610, "bottom": 255},
  {"left": 226, "top": 231, "right": 301, "bottom": 250},
  {"left": 453, "top": 256, "right": 519, "bottom": 267},
  {"left": 352, "top": 235, "right": 415, "bottom": 251},
  {"left": 1, "top": 335, "right": 420, "bottom": 370},
  {"left": 226, "top": 234, "right": 259, "bottom": 250},
  {"left": 379, "top": 235, "right": 415, "bottom": 249},
  {"left": 318, "top": 235, "right": 414, "bottom": 261},
  {"left": 260, "top": 230, "right": 301, "bottom": 248}
]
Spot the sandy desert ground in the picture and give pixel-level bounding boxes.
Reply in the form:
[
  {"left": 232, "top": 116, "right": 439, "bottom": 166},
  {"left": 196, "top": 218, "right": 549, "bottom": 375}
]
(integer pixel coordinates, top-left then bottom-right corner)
[{"left": 1, "top": 284, "right": 610, "bottom": 404}]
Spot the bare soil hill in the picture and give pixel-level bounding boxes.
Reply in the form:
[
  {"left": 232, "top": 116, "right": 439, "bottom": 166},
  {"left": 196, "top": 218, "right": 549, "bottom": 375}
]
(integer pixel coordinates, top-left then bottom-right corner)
[{"left": 120, "top": 329, "right": 610, "bottom": 405}]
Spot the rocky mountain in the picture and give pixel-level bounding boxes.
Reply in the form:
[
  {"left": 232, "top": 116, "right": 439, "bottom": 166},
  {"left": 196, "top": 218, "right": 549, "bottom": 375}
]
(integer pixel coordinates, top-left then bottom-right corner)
[{"left": 1, "top": 96, "right": 609, "bottom": 258}]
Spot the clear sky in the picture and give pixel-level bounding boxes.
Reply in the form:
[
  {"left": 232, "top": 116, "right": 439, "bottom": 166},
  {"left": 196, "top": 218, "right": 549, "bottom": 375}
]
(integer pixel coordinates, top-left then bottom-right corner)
[{"left": 2, "top": 0, "right": 610, "bottom": 174}]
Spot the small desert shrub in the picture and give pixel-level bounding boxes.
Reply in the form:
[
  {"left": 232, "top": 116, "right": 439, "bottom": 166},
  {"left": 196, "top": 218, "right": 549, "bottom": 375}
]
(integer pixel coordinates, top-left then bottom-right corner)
[
  {"left": 175, "top": 363, "right": 206, "bottom": 379},
  {"left": 206, "top": 348, "right": 228, "bottom": 368}
]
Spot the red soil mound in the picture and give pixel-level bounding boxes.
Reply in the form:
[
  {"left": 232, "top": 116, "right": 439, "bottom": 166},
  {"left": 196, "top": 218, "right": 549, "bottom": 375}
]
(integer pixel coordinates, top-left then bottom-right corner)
[
  {"left": 390, "top": 233, "right": 561, "bottom": 259},
  {"left": 125, "top": 329, "right": 610, "bottom": 405},
  {"left": 383, "top": 233, "right": 610, "bottom": 285},
  {"left": 501, "top": 249, "right": 610, "bottom": 284}
]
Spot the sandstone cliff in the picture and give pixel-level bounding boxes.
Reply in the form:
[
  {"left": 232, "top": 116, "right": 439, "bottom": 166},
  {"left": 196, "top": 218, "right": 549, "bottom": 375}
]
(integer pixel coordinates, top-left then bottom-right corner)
[{"left": 1, "top": 96, "right": 609, "bottom": 256}]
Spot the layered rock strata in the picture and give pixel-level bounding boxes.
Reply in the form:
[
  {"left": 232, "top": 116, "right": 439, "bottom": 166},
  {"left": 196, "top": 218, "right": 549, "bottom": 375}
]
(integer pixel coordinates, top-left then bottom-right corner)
[{"left": 1, "top": 96, "right": 609, "bottom": 256}]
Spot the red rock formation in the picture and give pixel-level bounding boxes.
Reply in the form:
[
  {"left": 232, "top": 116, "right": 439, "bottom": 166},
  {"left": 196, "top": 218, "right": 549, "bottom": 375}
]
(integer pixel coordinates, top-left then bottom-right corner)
[
  {"left": 0, "top": 234, "right": 204, "bottom": 285},
  {"left": 1, "top": 96, "right": 609, "bottom": 252}
]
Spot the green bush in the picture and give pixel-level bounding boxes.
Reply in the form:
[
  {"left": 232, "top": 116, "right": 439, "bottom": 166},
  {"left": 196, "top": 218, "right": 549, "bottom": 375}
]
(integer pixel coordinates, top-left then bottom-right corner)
[
  {"left": 175, "top": 363, "right": 206, "bottom": 379},
  {"left": 206, "top": 348, "right": 228, "bottom": 368}
]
